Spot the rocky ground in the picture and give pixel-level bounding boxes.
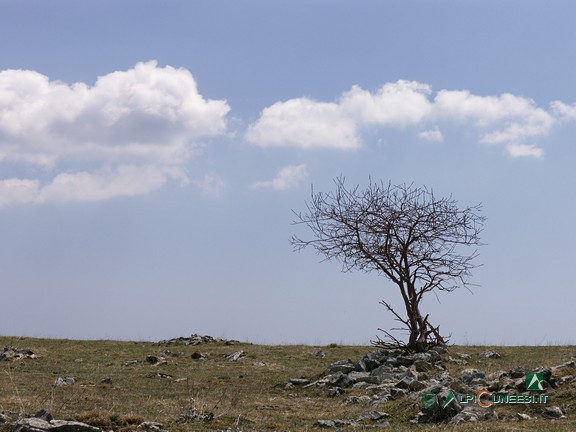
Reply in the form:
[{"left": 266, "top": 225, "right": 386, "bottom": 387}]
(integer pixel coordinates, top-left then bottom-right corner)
[
  {"left": 280, "top": 345, "right": 574, "bottom": 427},
  {"left": 1, "top": 336, "right": 575, "bottom": 431}
]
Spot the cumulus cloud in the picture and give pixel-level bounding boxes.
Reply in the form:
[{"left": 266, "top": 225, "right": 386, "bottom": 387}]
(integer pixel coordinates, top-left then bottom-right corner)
[
  {"left": 0, "top": 61, "right": 229, "bottom": 206},
  {"left": 506, "top": 143, "right": 545, "bottom": 159},
  {"left": 245, "top": 80, "right": 430, "bottom": 150},
  {"left": 245, "top": 98, "right": 359, "bottom": 150},
  {"left": 252, "top": 164, "right": 308, "bottom": 191},
  {"left": 550, "top": 101, "right": 576, "bottom": 121},
  {"left": 419, "top": 128, "right": 444, "bottom": 142},
  {"left": 0, "top": 165, "right": 184, "bottom": 207},
  {"left": 340, "top": 81, "right": 432, "bottom": 125},
  {"left": 246, "top": 80, "right": 562, "bottom": 158},
  {"left": 434, "top": 90, "right": 554, "bottom": 155}
]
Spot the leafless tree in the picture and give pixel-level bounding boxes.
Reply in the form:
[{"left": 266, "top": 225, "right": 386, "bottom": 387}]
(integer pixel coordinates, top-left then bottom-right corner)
[{"left": 291, "top": 177, "right": 485, "bottom": 352}]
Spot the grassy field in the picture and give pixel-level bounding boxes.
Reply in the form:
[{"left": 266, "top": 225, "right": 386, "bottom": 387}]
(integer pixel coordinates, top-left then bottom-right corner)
[{"left": 1, "top": 336, "right": 575, "bottom": 431}]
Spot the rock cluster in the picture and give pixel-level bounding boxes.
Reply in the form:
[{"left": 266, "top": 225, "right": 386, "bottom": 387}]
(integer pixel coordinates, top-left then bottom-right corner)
[
  {"left": 157, "top": 334, "right": 239, "bottom": 346},
  {"left": 1, "top": 346, "right": 37, "bottom": 361},
  {"left": 314, "top": 411, "right": 389, "bottom": 428},
  {"left": 284, "top": 348, "right": 573, "bottom": 426},
  {"left": 13, "top": 417, "right": 100, "bottom": 432},
  {"left": 8, "top": 413, "right": 169, "bottom": 432}
]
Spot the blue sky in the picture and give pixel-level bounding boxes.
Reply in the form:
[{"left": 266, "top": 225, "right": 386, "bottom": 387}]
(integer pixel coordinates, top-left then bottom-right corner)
[{"left": 0, "top": 1, "right": 574, "bottom": 345}]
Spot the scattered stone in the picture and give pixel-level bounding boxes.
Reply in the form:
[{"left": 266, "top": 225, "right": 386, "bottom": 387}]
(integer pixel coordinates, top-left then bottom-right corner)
[
  {"left": 323, "top": 386, "right": 343, "bottom": 397},
  {"left": 146, "top": 355, "right": 167, "bottom": 366},
  {"left": 190, "top": 352, "right": 206, "bottom": 360},
  {"left": 323, "top": 359, "right": 361, "bottom": 376},
  {"left": 149, "top": 372, "right": 174, "bottom": 380},
  {"left": 430, "top": 345, "right": 449, "bottom": 354},
  {"left": 252, "top": 361, "right": 267, "bottom": 366},
  {"left": 123, "top": 360, "right": 138, "bottom": 367},
  {"left": 389, "top": 387, "right": 408, "bottom": 399},
  {"left": 137, "top": 422, "right": 167, "bottom": 432},
  {"left": 34, "top": 411, "right": 52, "bottom": 422},
  {"left": 227, "top": 351, "right": 245, "bottom": 362},
  {"left": 516, "top": 413, "right": 532, "bottom": 421},
  {"left": 157, "top": 334, "right": 240, "bottom": 346},
  {"left": 542, "top": 406, "right": 565, "bottom": 419},
  {"left": 450, "top": 409, "right": 479, "bottom": 424},
  {"left": 483, "top": 350, "right": 501, "bottom": 358},
  {"left": 289, "top": 378, "right": 311, "bottom": 386},
  {"left": 414, "top": 359, "right": 434, "bottom": 372},
  {"left": 332, "top": 373, "right": 354, "bottom": 389},
  {"left": 396, "top": 376, "right": 426, "bottom": 391},
  {"left": 13, "top": 418, "right": 100, "bottom": 432},
  {"left": 356, "top": 411, "right": 389, "bottom": 422},
  {"left": 510, "top": 367, "right": 525, "bottom": 378},
  {"left": 53, "top": 377, "right": 75, "bottom": 387},
  {"left": 314, "top": 419, "right": 355, "bottom": 428},
  {"left": 342, "top": 395, "right": 371, "bottom": 405},
  {"left": 315, "top": 350, "right": 326, "bottom": 358},
  {"left": 460, "top": 369, "right": 485, "bottom": 384},
  {"left": 551, "top": 360, "right": 576, "bottom": 372},
  {"left": 411, "top": 351, "right": 441, "bottom": 364},
  {"left": 0, "top": 346, "right": 37, "bottom": 361},
  {"left": 99, "top": 377, "right": 112, "bottom": 385}
]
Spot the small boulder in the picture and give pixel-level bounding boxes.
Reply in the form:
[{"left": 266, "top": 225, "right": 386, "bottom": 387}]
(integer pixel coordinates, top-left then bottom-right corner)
[
  {"left": 541, "top": 406, "right": 565, "bottom": 419},
  {"left": 414, "top": 359, "right": 434, "bottom": 372},
  {"left": 190, "top": 352, "right": 206, "bottom": 360},
  {"left": 227, "top": 351, "right": 245, "bottom": 362},
  {"left": 517, "top": 413, "right": 532, "bottom": 421},
  {"left": 13, "top": 418, "right": 100, "bottom": 432},
  {"left": 460, "top": 369, "right": 485, "bottom": 384},
  {"left": 483, "top": 350, "right": 501, "bottom": 359},
  {"left": 323, "top": 359, "right": 360, "bottom": 375}
]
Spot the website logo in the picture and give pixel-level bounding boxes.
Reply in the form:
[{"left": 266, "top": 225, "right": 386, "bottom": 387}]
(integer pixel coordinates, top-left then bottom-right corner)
[
  {"left": 442, "top": 390, "right": 456, "bottom": 408},
  {"left": 420, "top": 390, "right": 456, "bottom": 409},
  {"left": 421, "top": 392, "right": 437, "bottom": 409},
  {"left": 526, "top": 372, "right": 544, "bottom": 391}
]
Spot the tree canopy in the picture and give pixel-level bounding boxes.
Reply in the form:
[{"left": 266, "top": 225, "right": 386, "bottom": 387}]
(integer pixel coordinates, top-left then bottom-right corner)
[{"left": 291, "top": 177, "right": 485, "bottom": 352}]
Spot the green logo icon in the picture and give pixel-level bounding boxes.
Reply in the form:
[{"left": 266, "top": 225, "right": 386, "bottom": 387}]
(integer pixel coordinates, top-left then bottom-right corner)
[
  {"left": 442, "top": 390, "right": 456, "bottom": 408},
  {"left": 526, "top": 372, "right": 544, "bottom": 391},
  {"left": 421, "top": 392, "right": 438, "bottom": 409}
]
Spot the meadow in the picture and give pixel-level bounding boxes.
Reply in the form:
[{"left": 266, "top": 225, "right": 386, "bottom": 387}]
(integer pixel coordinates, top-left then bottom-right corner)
[{"left": 1, "top": 336, "right": 575, "bottom": 431}]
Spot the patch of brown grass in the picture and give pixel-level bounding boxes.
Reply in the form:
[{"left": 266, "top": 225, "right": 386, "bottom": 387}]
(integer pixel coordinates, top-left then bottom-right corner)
[{"left": 0, "top": 337, "right": 575, "bottom": 431}]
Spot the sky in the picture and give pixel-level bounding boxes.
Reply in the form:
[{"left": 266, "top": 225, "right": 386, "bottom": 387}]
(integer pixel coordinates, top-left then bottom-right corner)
[{"left": 0, "top": 1, "right": 575, "bottom": 346}]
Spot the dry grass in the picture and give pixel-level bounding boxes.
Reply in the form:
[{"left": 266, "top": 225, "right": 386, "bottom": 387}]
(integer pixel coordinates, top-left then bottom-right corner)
[{"left": 1, "top": 337, "right": 575, "bottom": 431}]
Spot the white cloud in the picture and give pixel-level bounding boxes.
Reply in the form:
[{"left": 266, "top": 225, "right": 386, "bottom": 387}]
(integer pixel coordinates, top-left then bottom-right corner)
[
  {"left": 340, "top": 81, "right": 432, "bottom": 126},
  {"left": 0, "top": 61, "right": 229, "bottom": 206},
  {"left": 0, "top": 165, "right": 184, "bottom": 207},
  {"left": 0, "top": 178, "right": 40, "bottom": 207},
  {"left": 252, "top": 164, "right": 309, "bottom": 191},
  {"left": 434, "top": 90, "right": 554, "bottom": 145},
  {"left": 245, "top": 98, "right": 359, "bottom": 150},
  {"left": 506, "top": 143, "right": 545, "bottom": 159},
  {"left": 246, "top": 81, "right": 561, "bottom": 158},
  {"left": 195, "top": 174, "right": 225, "bottom": 197},
  {"left": 245, "top": 80, "right": 431, "bottom": 150},
  {"left": 550, "top": 101, "right": 576, "bottom": 121},
  {"left": 419, "top": 128, "right": 444, "bottom": 142}
]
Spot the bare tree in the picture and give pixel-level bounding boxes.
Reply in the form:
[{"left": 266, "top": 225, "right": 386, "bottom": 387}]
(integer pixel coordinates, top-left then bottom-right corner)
[{"left": 291, "top": 177, "right": 485, "bottom": 352}]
